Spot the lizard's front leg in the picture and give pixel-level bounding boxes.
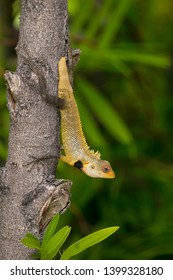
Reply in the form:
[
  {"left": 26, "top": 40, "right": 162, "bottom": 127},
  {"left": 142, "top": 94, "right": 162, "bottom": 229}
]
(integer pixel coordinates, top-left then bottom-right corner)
[{"left": 27, "top": 59, "right": 65, "bottom": 109}]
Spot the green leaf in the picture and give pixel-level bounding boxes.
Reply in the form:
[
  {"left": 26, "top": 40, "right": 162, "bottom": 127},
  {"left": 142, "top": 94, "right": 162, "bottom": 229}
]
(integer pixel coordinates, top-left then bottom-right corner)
[
  {"left": 80, "top": 47, "right": 171, "bottom": 69},
  {"left": 30, "top": 252, "right": 41, "bottom": 260},
  {"left": 99, "top": 0, "right": 132, "bottom": 48},
  {"left": 21, "top": 234, "right": 41, "bottom": 250},
  {"left": 0, "top": 141, "right": 7, "bottom": 159},
  {"left": 71, "top": 0, "right": 93, "bottom": 34},
  {"left": 112, "top": 50, "right": 170, "bottom": 68},
  {"left": 77, "top": 78, "right": 134, "bottom": 145},
  {"left": 68, "top": 0, "right": 80, "bottom": 17},
  {"left": 25, "top": 232, "right": 40, "bottom": 242},
  {"left": 41, "top": 226, "right": 71, "bottom": 260},
  {"left": 12, "top": 0, "right": 21, "bottom": 29},
  {"left": 85, "top": 0, "right": 113, "bottom": 40},
  {"left": 78, "top": 50, "right": 132, "bottom": 77},
  {"left": 78, "top": 101, "right": 108, "bottom": 148},
  {"left": 42, "top": 213, "right": 60, "bottom": 248},
  {"left": 60, "top": 226, "right": 119, "bottom": 260}
]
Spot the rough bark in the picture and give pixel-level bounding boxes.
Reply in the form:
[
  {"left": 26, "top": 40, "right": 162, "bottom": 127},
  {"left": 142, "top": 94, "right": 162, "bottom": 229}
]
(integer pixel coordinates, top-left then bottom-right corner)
[{"left": 0, "top": 0, "right": 72, "bottom": 259}]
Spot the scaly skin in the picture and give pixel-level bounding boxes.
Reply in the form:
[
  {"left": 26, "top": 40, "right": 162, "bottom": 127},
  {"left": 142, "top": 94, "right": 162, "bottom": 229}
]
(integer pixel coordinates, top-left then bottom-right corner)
[{"left": 58, "top": 57, "right": 115, "bottom": 179}]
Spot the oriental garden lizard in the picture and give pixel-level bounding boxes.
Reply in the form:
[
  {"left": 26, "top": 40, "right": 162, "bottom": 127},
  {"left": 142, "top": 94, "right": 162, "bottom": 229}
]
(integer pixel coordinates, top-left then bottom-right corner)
[{"left": 58, "top": 57, "right": 115, "bottom": 179}]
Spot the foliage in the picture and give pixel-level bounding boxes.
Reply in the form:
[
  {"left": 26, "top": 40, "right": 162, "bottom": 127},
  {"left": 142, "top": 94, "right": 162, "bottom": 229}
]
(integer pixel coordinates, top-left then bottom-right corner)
[
  {"left": 21, "top": 213, "right": 119, "bottom": 260},
  {"left": 1, "top": 0, "right": 173, "bottom": 259}
]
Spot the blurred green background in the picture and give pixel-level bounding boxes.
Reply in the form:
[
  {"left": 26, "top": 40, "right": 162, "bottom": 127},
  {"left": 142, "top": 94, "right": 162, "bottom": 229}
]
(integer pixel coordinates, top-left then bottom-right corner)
[{"left": 0, "top": 0, "right": 173, "bottom": 260}]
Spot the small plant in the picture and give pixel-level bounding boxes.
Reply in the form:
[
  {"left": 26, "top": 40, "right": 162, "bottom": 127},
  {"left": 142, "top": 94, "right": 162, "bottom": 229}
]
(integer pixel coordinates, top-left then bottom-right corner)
[{"left": 21, "top": 213, "right": 119, "bottom": 260}]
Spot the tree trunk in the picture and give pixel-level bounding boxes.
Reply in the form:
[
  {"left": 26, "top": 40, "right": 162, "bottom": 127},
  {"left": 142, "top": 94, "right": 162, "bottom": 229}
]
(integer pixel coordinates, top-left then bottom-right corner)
[{"left": 0, "top": 0, "right": 72, "bottom": 260}]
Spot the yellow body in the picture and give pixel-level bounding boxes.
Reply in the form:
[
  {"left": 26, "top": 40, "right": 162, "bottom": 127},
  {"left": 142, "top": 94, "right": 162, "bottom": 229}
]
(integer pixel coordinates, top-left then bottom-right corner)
[{"left": 58, "top": 57, "right": 115, "bottom": 179}]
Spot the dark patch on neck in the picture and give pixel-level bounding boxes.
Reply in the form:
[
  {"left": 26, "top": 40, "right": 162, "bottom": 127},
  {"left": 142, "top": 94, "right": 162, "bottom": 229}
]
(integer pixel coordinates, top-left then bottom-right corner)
[{"left": 74, "top": 160, "right": 83, "bottom": 169}]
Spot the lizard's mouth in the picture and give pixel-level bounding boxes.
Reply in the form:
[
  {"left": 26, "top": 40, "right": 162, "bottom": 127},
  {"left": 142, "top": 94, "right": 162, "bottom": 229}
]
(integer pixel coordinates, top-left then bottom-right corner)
[{"left": 104, "top": 169, "right": 115, "bottom": 179}]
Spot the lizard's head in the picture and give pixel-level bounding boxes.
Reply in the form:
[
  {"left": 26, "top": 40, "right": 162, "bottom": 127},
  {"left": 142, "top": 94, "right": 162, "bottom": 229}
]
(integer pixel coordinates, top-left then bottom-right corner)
[{"left": 82, "top": 160, "right": 115, "bottom": 179}]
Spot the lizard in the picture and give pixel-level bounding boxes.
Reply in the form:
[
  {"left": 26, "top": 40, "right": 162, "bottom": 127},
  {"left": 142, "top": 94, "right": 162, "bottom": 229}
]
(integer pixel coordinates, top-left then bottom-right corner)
[{"left": 58, "top": 57, "right": 115, "bottom": 179}]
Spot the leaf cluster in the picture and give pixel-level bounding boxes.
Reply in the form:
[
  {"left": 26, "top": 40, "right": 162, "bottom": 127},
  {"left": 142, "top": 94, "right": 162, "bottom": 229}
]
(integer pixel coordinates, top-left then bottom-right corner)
[{"left": 21, "top": 213, "right": 119, "bottom": 260}]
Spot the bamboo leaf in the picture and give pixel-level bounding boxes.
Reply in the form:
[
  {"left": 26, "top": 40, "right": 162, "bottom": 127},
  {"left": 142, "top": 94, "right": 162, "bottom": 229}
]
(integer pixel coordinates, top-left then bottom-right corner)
[
  {"left": 99, "top": 0, "right": 132, "bottom": 48},
  {"left": 30, "top": 252, "right": 41, "bottom": 259},
  {"left": 71, "top": 0, "right": 93, "bottom": 34},
  {"left": 85, "top": 0, "right": 113, "bottom": 40},
  {"left": 80, "top": 47, "right": 170, "bottom": 69},
  {"left": 0, "top": 142, "right": 7, "bottom": 159},
  {"left": 25, "top": 232, "right": 40, "bottom": 242},
  {"left": 21, "top": 234, "right": 41, "bottom": 250},
  {"left": 77, "top": 78, "right": 134, "bottom": 145},
  {"left": 61, "top": 226, "right": 119, "bottom": 260},
  {"left": 42, "top": 213, "right": 60, "bottom": 248},
  {"left": 78, "top": 100, "right": 108, "bottom": 148},
  {"left": 41, "top": 226, "right": 71, "bottom": 260}
]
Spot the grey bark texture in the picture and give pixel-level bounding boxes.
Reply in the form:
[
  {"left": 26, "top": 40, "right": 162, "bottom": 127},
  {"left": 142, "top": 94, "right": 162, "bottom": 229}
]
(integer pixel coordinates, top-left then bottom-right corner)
[{"left": 0, "top": 0, "right": 72, "bottom": 259}]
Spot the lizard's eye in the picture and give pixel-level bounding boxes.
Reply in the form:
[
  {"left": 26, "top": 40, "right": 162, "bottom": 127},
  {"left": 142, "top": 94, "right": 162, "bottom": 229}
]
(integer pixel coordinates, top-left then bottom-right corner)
[
  {"left": 102, "top": 165, "right": 111, "bottom": 173},
  {"left": 90, "top": 164, "right": 95, "bottom": 169}
]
